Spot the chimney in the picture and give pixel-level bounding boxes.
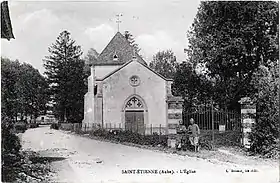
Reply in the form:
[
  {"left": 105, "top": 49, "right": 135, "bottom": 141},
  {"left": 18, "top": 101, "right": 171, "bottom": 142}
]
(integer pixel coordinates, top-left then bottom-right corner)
[
  {"left": 132, "top": 49, "right": 137, "bottom": 61},
  {"left": 132, "top": 55, "right": 137, "bottom": 61}
]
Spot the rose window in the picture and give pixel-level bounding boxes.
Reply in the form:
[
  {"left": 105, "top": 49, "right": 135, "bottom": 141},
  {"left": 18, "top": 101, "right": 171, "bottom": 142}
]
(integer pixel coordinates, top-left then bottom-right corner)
[{"left": 129, "top": 75, "right": 140, "bottom": 87}]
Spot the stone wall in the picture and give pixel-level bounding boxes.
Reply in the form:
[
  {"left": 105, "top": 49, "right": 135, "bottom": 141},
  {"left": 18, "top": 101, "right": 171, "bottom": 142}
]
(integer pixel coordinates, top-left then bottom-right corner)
[
  {"left": 239, "top": 97, "right": 256, "bottom": 148},
  {"left": 102, "top": 61, "right": 167, "bottom": 128},
  {"left": 167, "top": 96, "right": 183, "bottom": 134}
]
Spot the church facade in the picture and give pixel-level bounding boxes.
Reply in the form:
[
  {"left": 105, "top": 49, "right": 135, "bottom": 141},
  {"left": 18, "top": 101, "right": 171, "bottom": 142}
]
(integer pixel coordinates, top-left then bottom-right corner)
[{"left": 83, "top": 32, "right": 183, "bottom": 135}]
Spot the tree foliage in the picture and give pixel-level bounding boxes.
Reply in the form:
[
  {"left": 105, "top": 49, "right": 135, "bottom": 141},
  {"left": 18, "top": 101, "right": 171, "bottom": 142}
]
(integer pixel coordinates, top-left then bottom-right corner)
[
  {"left": 1, "top": 116, "right": 22, "bottom": 182},
  {"left": 186, "top": 1, "right": 279, "bottom": 154},
  {"left": 44, "top": 30, "right": 86, "bottom": 123},
  {"left": 149, "top": 50, "right": 178, "bottom": 79},
  {"left": 124, "top": 30, "right": 141, "bottom": 55},
  {"left": 83, "top": 48, "right": 99, "bottom": 77},
  {"left": 187, "top": 1, "right": 279, "bottom": 110},
  {"left": 1, "top": 58, "right": 49, "bottom": 121},
  {"left": 172, "top": 61, "right": 213, "bottom": 110},
  {"left": 249, "top": 65, "right": 279, "bottom": 156}
]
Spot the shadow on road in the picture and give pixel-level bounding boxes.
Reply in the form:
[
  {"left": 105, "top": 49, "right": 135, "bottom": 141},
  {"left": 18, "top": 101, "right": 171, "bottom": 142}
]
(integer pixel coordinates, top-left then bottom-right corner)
[{"left": 30, "top": 156, "right": 66, "bottom": 164}]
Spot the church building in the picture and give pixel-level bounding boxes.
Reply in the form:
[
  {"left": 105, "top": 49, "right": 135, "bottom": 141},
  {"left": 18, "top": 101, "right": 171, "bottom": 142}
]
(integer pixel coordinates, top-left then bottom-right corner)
[{"left": 83, "top": 32, "right": 183, "bottom": 135}]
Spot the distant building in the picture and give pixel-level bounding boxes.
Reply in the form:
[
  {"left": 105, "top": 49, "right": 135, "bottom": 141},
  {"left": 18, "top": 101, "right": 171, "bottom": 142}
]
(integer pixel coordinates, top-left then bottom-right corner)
[
  {"left": 36, "top": 111, "right": 57, "bottom": 124},
  {"left": 83, "top": 32, "right": 183, "bottom": 134}
]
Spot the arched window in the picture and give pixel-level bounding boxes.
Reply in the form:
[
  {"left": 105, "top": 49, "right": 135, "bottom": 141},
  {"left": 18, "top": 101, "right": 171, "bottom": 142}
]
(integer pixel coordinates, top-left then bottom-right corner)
[{"left": 125, "top": 97, "right": 143, "bottom": 109}]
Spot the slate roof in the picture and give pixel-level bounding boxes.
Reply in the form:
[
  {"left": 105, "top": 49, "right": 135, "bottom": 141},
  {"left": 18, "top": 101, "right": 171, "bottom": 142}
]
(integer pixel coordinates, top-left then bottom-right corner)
[
  {"left": 1, "top": 1, "right": 14, "bottom": 40},
  {"left": 95, "top": 32, "right": 147, "bottom": 66}
]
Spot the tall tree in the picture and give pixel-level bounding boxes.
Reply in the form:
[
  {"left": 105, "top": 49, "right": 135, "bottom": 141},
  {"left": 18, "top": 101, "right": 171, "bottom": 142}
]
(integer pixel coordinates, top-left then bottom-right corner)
[
  {"left": 172, "top": 61, "right": 213, "bottom": 111},
  {"left": 1, "top": 58, "right": 49, "bottom": 121},
  {"left": 187, "top": 1, "right": 279, "bottom": 110},
  {"left": 44, "top": 30, "right": 86, "bottom": 123},
  {"left": 149, "top": 50, "right": 178, "bottom": 79},
  {"left": 83, "top": 48, "right": 99, "bottom": 77},
  {"left": 16, "top": 63, "right": 49, "bottom": 120},
  {"left": 1, "top": 58, "right": 21, "bottom": 120},
  {"left": 124, "top": 30, "right": 141, "bottom": 55},
  {"left": 249, "top": 64, "right": 279, "bottom": 155}
]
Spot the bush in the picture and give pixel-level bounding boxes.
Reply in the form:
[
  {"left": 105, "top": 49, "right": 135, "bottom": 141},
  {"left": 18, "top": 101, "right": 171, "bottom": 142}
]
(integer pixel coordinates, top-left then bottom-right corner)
[
  {"left": 1, "top": 117, "right": 22, "bottom": 182},
  {"left": 50, "top": 123, "right": 60, "bottom": 130},
  {"left": 29, "top": 123, "right": 39, "bottom": 128},
  {"left": 89, "top": 129, "right": 168, "bottom": 147},
  {"left": 14, "top": 122, "right": 27, "bottom": 133},
  {"left": 249, "top": 65, "right": 279, "bottom": 156}
]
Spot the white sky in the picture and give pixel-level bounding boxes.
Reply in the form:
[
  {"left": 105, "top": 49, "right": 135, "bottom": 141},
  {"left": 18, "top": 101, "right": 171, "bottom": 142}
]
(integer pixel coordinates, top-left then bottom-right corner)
[{"left": 1, "top": 0, "right": 201, "bottom": 74}]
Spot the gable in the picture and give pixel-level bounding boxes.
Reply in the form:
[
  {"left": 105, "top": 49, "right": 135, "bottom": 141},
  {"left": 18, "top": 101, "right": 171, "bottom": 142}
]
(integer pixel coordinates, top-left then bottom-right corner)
[
  {"left": 97, "top": 60, "right": 173, "bottom": 82},
  {"left": 95, "top": 32, "right": 146, "bottom": 66}
]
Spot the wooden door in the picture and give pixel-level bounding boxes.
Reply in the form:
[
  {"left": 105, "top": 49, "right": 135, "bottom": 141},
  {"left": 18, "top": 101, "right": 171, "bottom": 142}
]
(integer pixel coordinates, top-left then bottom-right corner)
[
  {"left": 125, "top": 111, "right": 134, "bottom": 132},
  {"left": 125, "top": 111, "right": 144, "bottom": 134}
]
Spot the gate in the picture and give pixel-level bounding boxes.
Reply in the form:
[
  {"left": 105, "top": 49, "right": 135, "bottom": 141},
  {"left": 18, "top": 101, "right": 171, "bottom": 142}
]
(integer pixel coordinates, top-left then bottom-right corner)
[
  {"left": 183, "top": 106, "right": 242, "bottom": 148},
  {"left": 183, "top": 108, "right": 241, "bottom": 131}
]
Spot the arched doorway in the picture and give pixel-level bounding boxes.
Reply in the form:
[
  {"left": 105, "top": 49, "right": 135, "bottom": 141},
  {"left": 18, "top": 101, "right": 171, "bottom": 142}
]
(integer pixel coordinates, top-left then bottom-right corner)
[{"left": 124, "top": 96, "right": 146, "bottom": 134}]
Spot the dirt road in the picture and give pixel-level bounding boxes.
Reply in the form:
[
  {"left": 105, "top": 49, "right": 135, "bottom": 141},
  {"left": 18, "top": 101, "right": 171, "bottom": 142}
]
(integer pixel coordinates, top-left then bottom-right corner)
[{"left": 21, "top": 126, "right": 278, "bottom": 183}]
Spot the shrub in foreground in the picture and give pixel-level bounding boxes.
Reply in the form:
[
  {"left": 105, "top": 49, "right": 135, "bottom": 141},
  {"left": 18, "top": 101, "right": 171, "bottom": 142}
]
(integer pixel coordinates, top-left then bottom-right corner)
[
  {"left": 1, "top": 117, "right": 22, "bottom": 182},
  {"left": 50, "top": 123, "right": 60, "bottom": 130},
  {"left": 249, "top": 66, "right": 279, "bottom": 158},
  {"left": 90, "top": 129, "right": 168, "bottom": 147},
  {"left": 29, "top": 123, "right": 39, "bottom": 128}
]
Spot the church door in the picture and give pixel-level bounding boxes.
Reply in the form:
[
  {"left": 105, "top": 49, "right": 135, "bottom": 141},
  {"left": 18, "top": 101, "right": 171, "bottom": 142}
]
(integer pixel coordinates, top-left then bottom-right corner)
[{"left": 124, "top": 97, "right": 145, "bottom": 134}]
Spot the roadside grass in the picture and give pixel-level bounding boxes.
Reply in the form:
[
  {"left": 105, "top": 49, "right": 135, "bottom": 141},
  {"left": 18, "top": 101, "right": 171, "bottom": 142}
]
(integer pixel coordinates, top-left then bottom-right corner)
[{"left": 58, "top": 127, "right": 278, "bottom": 167}]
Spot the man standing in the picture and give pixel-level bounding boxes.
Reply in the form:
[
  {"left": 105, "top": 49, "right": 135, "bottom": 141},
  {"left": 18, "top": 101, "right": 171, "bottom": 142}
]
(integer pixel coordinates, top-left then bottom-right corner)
[
  {"left": 176, "top": 120, "right": 186, "bottom": 150},
  {"left": 188, "top": 118, "right": 200, "bottom": 152}
]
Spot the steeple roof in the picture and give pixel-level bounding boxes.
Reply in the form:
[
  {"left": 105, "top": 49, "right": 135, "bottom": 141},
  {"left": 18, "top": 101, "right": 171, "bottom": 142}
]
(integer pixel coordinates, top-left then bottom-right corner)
[{"left": 94, "top": 32, "right": 147, "bottom": 66}]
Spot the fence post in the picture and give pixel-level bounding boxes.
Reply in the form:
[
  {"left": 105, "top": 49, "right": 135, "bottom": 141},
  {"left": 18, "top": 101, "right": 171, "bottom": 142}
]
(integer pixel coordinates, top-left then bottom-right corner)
[
  {"left": 144, "top": 124, "right": 146, "bottom": 136},
  {"left": 150, "top": 124, "right": 152, "bottom": 135},
  {"left": 211, "top": 98, "right": 215, "bottom": 148}
]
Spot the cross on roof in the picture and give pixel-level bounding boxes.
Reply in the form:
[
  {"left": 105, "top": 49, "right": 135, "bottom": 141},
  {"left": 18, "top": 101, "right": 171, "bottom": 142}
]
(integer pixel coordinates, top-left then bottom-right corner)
[{"left": 116, "top": 13, "right": 122, "bottom": 32}]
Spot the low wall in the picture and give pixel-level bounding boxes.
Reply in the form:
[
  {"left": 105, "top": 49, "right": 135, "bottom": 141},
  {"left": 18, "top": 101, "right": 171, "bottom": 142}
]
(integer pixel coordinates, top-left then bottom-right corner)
[
  {"left": 59, "top": 123, "right": 82, "bottom": 131},
  {"left": 81, "top": 122, "right": 168, "bottom": 135}
]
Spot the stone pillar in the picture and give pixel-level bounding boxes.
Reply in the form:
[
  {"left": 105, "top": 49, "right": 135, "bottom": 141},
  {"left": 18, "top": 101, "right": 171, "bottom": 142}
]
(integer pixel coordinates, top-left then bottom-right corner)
[
  {"left": 82, "top": 66, "right": 95, "bottom": 131},
  {"left": 91, "top": 66, "right": 95, "bottom": 124},
  {"left": 166, "top": 96, "right": 183, "bottom": 148},
  {"left": 239, "top": 97, "right": 256, "bottom": 148}
]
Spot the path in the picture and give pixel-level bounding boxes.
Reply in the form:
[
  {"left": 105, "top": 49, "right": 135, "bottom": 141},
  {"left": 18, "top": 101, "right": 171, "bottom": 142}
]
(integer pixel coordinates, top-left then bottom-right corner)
[{"left": 21, "top": 126, "right": 278, "bottom": 183}]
